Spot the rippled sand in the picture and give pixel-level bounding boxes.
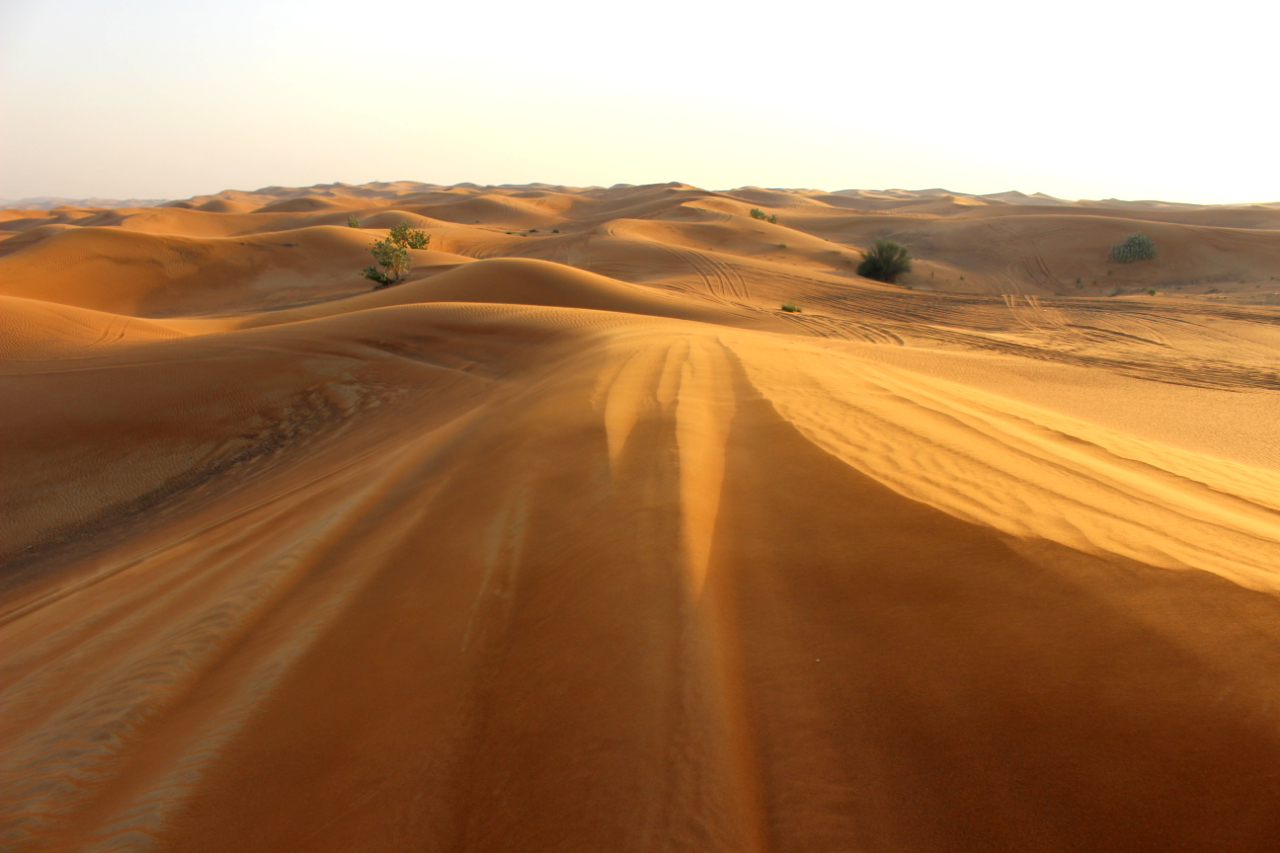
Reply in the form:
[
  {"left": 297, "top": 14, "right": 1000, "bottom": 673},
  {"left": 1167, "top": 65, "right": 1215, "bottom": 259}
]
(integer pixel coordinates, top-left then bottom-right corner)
[{"left": 4, "top": 182, "right": 1280, "bottom": 852}]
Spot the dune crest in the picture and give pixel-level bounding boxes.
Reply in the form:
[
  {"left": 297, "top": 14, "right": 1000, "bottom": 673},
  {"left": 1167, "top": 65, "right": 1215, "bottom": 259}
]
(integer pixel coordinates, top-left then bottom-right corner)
[{"left": 3, "top": 182, "right": 1280, "bottom": 852}]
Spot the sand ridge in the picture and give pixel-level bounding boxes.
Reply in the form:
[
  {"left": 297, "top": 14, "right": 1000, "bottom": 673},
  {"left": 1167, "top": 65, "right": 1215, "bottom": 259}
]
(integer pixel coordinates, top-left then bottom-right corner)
[{"left": 3, "top": 181, "right": 1280, "bottom": 852}]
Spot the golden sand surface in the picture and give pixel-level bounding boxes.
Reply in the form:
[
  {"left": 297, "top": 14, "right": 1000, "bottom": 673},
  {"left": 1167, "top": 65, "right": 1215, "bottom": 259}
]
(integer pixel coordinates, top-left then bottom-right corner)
[{"left": 3, "top": 181, "right": 1280, "bottom": 851}]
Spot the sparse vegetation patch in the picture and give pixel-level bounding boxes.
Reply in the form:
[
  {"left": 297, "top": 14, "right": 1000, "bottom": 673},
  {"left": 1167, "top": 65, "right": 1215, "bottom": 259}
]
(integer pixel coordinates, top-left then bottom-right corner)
[
  {"left": 1110, "top": 233, "right": 1158, "bottom": 263},
  {"left": 781, "top": 301, "right": 802, "bottom": 312}
]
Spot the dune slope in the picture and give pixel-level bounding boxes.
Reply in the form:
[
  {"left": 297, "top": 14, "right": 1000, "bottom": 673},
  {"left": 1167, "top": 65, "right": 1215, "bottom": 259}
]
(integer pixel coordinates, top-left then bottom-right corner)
[{"left": 3, "top": 182, "right": 1280, "bottom": 853}]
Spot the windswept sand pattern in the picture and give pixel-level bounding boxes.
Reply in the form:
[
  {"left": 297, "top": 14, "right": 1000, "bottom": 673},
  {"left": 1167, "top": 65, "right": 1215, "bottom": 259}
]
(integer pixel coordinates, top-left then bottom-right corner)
[{"left": 4, "top": 182, "right": 1280, "bottom": 852}]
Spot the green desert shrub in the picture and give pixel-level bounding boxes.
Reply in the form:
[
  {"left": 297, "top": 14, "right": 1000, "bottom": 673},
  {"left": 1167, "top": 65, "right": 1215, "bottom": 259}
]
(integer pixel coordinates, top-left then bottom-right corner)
[
  {"left": 750, "top": 208, "right": 767, "bottom": 220},
  {"left": 361, "top": 265, "right": 391, "bottom": 285},
  {"left": 857, "top": 239, "right": 912, "bottom": 283},
  {"left": 362, "top": 222, "right": 431, "bottom": 287},
  {"left": 362, "top": 237, "right": 409, "bottom": 286},
  {"left": 768, "top": 214, "right": 778, "bottom": 224},
  {"left": 781, "top": 301, "right": 802, "bottom": 312},
  {"left": 347, "top": 214, "right": 361, "bottom": 228},
  {"left": 1110, "top": 233, "right": 1158, "bottom": 263},
  {"left": 389, "top": 221, "right": 430, "bottom": 249}
]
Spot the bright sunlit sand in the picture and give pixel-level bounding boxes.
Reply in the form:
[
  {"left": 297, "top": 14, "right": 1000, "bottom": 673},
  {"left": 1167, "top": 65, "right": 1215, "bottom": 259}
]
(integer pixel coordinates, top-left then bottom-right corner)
[
  {"left": 3, "top": 180, "right": 1280, "bottom": 852},
  {"left": 4, "top": 0, "right": 1280, "bottom": 846}
]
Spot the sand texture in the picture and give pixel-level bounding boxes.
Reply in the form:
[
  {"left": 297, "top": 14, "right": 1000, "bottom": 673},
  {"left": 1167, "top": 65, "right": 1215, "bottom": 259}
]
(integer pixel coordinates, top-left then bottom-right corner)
[{"left": 3, "top": 181, "right": 1280, "bottom": 852}]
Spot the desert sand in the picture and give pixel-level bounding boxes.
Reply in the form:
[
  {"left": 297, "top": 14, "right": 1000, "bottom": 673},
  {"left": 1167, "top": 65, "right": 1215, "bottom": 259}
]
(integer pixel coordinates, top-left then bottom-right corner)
[{"left": 3, "top": 181, "right": 1280, "bottom": 852}]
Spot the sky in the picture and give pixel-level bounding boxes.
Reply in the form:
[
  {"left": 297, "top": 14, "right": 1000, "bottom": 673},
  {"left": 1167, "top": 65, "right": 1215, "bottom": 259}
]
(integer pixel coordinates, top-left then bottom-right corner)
[{"left": 1, "top": 0, "right": 1276, "bottom": 204}]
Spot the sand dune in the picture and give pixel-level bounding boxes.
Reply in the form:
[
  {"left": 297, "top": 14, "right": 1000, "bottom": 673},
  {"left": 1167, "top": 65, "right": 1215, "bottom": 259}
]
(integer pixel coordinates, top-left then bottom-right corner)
[{"left": 3, "top": 182, "right": 1280, "bottom": 852}]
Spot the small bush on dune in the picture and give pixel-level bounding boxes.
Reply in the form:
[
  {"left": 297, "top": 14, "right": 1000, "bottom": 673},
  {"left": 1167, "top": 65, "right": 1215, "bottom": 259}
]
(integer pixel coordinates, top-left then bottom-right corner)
[
  {"left": 1110, "top": 233, "right": 1158, "bottom": 263},
  {"left": 857, "top": 239, "right": 912, "bottom": 284},
  {"left": 389, "top": 221, "right": 430, "bottom": 250},
  {"left": 781, "top": 301, "right": 802, "bottom": 312},
  {"left": 347, "top": 214, "right": 361, "bottom": 228},
  {"left": 361, "top": 221, "right": 428, "bottom": 287},
  {"left": 362, "top": 238, "right": 409, "bottom": 286},
  {"left": 768, "top": 214, "right": 778, "bottom": 224},
  {"left": 750, "top": 208, "right": 766, "bottom": 220}
]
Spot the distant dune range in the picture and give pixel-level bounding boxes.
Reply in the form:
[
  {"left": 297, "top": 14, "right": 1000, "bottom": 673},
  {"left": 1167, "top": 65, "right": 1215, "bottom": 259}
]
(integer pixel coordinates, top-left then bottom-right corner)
[
  {"left": 0, "top": 197, "right": 169, "bottom": 211},
  {"left": 3, "top": 181, "right": 1280, "bottom": 852}
]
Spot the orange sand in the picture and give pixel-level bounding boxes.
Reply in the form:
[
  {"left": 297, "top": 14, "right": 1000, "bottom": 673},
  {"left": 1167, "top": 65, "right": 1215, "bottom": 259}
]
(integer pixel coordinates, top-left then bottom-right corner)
[{"left": 3, "top": 181, "right": 1280, "bottom": 852}]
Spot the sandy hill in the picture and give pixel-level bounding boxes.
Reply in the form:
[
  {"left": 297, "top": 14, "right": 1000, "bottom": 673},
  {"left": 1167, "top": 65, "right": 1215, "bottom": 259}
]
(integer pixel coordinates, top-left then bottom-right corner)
[{"left": 2, "top": 181, "right": 1280, "bottom": 853}]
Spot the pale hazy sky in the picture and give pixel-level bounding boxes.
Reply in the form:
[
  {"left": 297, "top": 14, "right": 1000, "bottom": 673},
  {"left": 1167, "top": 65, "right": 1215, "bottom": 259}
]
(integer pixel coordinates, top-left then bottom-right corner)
[{"left": 1, "top": 0, "right": 1276, "bottom": 203}]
